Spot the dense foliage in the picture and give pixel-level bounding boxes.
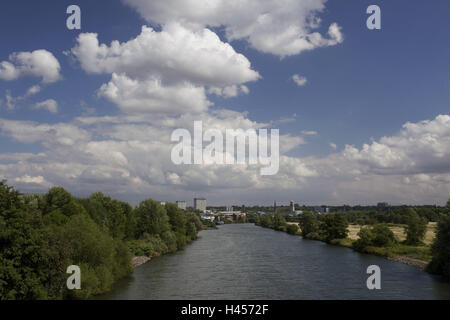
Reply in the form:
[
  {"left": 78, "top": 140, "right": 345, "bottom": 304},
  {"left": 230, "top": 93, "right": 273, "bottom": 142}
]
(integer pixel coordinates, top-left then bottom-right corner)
[
  {"left": 298, "top": 212, "right": 320, "bottom": 239},
  {"left": 253, "top": 199, "right": 450, "bottom": 279},
  {"left": 427, "top": 203, "right": 450, "bottom": 277},
  {"left": 353, "top": 224, "right": 396, "bottom": 251},
  {"left": 256, "top": 212, "right": 348, "bottom": 242},
  {"left": 286, "top": 224, "right": 299, "bottom": 235},
  {"left": 319, "top": 213, "right": 349, "bottom": 242},
  {"left": 0, "top": 181, "right": 200, "bottom": 300},
  {"left": 338, "top": 206, "right": 443, "bottom": 225}
]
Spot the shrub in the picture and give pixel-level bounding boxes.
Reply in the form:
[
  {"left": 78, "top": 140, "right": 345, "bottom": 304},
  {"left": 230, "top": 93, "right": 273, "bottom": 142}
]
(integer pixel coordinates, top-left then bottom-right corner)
[
  {"left": 286, "top": 224, "right": 299, "bottom": 235},
  {"left": 353, "top": 227, "right": 375, "bottom": 251},
  {"left": 353, "top": 224, "right": 395, "bottom": 251},
  {"left": 371, "top": 224, "right": 396, "bottom": 247}
]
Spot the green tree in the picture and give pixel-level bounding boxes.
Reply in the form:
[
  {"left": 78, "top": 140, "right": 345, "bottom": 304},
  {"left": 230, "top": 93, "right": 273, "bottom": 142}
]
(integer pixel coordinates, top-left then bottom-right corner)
[
  {"left": 371, "top": 224, "right": 396, "bottom": 247},
  {"left": 299, "top": 212, "right": 319, "bottom": 238},
  {"left": 353, "top": 224, "right": 395, "bottom": 251},
  {"left": 166, "top": 203, "right": 191, "bottom": 249},
  {"left": 186, "top": 213, "right": 203, "bottom": 232},
  {"left": 41, "top": 187, "right": 85, "bottom": 218},
  {"left": 161, "top": 230, "right": 178, "bottom": 253},
  {"left": 320, "top": 213, "right": 348, "bottom": 242},
  {"left": 88, "top": 193, "right": 128, "bottom": 239},
  {"left": 134, "top": 199, "right": 170, "bottom": 238},
  {"left": 0, "top": 181, "right": 56, "bottom": 299},
  {"left": 404, "top": 209, "right": 427, "bottom": 245},
  {"left": 445, "top": 199, "right": 450, "bottom": 215},
  {"left": 185, "top": 221, "right": 198, "bottom": 241},
  {"left": 272, "top": 214, "right": 286, "bottom": 231},
  {"left": 353, "top": 227, "right": 375, "bottom": 251},
  {"left": 259, "top": 214, "right": 273, "bottom": 228},
  {"left": 62, "top": 214, "right": 132, "bottom": 299},
  {"left": 427, "top": 214, "right": 450, "bottom": 278}
]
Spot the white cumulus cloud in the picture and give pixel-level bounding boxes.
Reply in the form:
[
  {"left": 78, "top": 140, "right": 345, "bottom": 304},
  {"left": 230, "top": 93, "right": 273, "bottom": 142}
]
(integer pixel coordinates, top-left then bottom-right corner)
[
  {"left": 0, "top": 49, "right": 61, "bottom": 83},
  {"left": 33, "top": 99, "right": 58, "bottom": 114},
  {"left": 71, "top": 23, "right": 260, "bottom": 114},
  {"left": 292, "top": 74, "right": 308, "bottom": 87},
  {"left": 123, "top": 0, "right": 344, "bottom": 57}
]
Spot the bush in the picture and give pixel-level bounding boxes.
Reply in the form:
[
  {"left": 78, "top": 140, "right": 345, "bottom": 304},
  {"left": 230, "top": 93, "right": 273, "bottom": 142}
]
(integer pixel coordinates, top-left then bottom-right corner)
[
  {"left": 161, "top": 231, "right": 178, "bottom": 253},
  {"left": 61, "top": 214, "right": 132, "bottom": 299},
  {"left": 353, "top": 227, "right": 375, "bottom": 251},
  {"left": 259, "top": 214, "right": 274, "bottom": 228},
  {"left": 286, "top": 224, "right": 299, "bottom": 235},
  {"left": 126, "top": 240, "right": 155, "bottom": 257},
  {"left": 304, "top": 232, "right": 323, "bottom": 241},
  {"left": 353, "top": 224, "right": 395, "bottom": 251},
  {"left": 371, "top": 224, "right": 396, "bottom": 247}
]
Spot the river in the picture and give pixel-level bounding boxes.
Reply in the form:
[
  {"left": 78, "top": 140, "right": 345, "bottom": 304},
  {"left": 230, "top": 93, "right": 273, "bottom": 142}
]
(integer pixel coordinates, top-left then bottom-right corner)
[{"left": 100, "top": 223, "right": 450, "bottom": 299}]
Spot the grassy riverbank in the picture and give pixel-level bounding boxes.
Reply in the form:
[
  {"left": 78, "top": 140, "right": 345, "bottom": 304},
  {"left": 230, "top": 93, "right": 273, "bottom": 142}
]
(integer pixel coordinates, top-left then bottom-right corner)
[
  {"left": 265, "top": 221, "right": 435, "bottom": 268},
  {"left": 322, "top": 222, "right": 434, "bottom": 263}
]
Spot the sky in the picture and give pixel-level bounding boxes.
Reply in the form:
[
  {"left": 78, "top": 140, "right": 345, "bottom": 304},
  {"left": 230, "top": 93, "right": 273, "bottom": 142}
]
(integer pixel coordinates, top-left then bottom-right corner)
[{"left": 1, "top": 0, "right": 450, "bottom": 206}]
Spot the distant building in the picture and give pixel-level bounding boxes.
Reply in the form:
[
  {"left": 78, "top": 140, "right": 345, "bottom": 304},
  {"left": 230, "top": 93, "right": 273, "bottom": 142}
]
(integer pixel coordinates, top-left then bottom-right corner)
[
  {"left": 294, "top": 210, "right": 303, "bottom": 216},
  {"left": 160, "top": 201, "right": 166, "bottom": 206},
  {"left": 313, "top": 206, "right": 330, "bottom": 214},
  {"left": 200, "top": 214, "right": 215, "bottom": 222},
  {"left": 217, "top": 211, "right": 245, "bottom": 222},
  {"left": 290, "top": 200, "right": 295, "bottom": 213},
  {"left": 194, "top": 198, "right": 207, "bottom": 212},
  {"left": 377, "top": 202, "right": 389, "bottom": 208},
  {"left": 176, "top": 201, "right": 187, "bottom": 210}
]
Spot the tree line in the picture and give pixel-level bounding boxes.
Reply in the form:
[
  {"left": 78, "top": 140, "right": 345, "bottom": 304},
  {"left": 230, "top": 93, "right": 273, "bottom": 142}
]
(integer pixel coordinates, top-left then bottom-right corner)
[
  {"left": 252, "top": 200, "right": 450, "bottom": 278},
  {"left": 0, "top": 181, "right": 203, "bottom": 300}
]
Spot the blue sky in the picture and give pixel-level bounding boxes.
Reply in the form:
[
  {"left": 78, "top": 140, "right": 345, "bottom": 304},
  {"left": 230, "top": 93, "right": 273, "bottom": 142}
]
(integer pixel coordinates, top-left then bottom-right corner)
[{"left": 1, "top": 0, "right": 450, "bottom": 206}]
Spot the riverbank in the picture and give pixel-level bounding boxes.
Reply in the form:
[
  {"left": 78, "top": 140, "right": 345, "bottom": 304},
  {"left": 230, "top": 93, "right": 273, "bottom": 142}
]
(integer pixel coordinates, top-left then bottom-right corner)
[
  {"left": 388, "top": 256, "right": 428, "bottom": 269},
  {"left": 100, "top": 224, "right": 450, "bottom": 300},
  {"left": 257, "top": 222, "right": 432, "bottom": 270},
  {"left": 132, "top": 256, "right": 151, "bottom": 268},
  {"left": 329, "top": 237, "right": 431, "bottom": 269}
]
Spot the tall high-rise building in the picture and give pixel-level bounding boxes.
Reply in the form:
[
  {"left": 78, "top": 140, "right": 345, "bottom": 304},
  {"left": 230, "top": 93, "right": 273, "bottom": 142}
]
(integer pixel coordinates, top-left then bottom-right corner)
[
  {"left": 176, "top": 201, "right": 187, "bottom": 210},
  {"left": 290, "top": 200, "right": 295, "bottom": 213},
  {"left": 194, "top": 198, "right": 207, "bottom": 212}
]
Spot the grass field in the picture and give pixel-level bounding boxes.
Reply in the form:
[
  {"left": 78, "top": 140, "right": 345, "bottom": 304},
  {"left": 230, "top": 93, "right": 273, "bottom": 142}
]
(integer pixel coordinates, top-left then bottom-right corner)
[
  {"left": 286, "top": 221, "right": 435, "bottom": 263},
  {"left": 347, "top": 222, "right": 436, "bottom": 245}
]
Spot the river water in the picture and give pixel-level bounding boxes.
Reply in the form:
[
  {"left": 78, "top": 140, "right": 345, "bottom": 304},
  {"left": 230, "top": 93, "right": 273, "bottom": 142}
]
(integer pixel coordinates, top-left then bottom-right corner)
[{"left": 100, "top": 224, "right": 450, "bottom": 300}]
